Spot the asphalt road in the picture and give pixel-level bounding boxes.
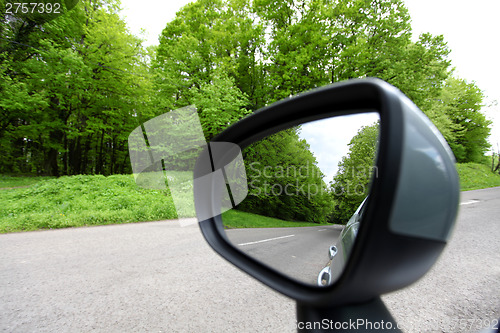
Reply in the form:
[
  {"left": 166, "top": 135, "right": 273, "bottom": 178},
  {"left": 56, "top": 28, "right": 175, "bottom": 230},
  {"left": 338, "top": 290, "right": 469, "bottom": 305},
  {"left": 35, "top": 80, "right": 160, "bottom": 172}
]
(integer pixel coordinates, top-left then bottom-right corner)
[
  {"left": 1, "top": 188, "right": 499, "bottom": 332},
  {"left": 226, "top": 225, "right": 342, "bottom": 285},
  {"left": 382, "top": 187, "right": 500, "bottom": 333}
]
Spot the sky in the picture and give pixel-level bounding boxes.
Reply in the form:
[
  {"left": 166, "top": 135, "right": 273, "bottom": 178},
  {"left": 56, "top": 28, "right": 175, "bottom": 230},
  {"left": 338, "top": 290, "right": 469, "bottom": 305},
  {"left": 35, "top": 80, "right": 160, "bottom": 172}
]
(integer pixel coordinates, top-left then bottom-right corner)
[
  {"left": 299, "top": 113, "right": 380, "bottom": 181},
  {"left": 403, "top": 0, "right": 500, "bottom": 151},
  {"left": 119, "top": 0, "right": 192, "bottom": 46},
  {"left": 119, "top": 0, "right": 500, "bottom": 153}
]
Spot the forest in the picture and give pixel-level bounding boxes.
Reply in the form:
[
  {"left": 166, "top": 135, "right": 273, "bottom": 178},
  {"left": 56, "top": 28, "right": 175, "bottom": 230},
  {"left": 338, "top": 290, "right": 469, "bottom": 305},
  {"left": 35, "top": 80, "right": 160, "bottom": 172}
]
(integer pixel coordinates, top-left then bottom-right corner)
[{"left": 0, "top": 0, "right": 493, "bottom": 223}]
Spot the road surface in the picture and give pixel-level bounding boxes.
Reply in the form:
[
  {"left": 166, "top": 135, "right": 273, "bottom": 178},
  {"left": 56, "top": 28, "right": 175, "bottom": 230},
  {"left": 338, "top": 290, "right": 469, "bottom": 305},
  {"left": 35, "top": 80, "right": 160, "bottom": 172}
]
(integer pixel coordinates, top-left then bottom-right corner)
[
  {"left": 1, "top": 188, "right": 499, "bottom": 332},
  {"left": 226, "top": 225, "right": 342, "bottom": 284}
]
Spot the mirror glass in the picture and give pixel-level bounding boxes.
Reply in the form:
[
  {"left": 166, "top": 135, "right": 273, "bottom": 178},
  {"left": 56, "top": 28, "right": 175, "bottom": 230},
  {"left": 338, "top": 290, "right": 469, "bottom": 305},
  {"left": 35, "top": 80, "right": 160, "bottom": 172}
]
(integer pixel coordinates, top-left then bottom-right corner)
[{"left": 221, "top": 112, "right": 380, "bottom": 286}]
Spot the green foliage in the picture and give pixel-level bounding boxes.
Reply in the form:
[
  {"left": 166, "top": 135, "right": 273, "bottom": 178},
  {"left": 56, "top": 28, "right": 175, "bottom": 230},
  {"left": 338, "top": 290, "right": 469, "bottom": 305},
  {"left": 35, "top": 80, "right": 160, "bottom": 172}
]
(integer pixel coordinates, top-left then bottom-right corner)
[
  {"left": 0, "top": 175, "right": 53, "bottom": 188},
  {"left": 155, "top": 0, "right": 257, "bottom": 96},
  {"left": 236, "top": 128, "right": 334, "bottom": 224},
  {"left": 2, "top": 159, "right": 500, "bottom": 233},
  {"left": 191, "top": 70, "right": 251, "bottom": 141},
  {"left": 330, "top": 123, "right": 379, "bottom": 224},
  {"left": 1, "top": 0, "right": 495, "bottom": 235},
  {"left": 433, "top": 77, "right": 490, "bottom": 163},
  {"left": 0, "top": 174, "right": 180, "bottom": 233},
  {"left": 252, "top": 0, "right": 452, "bottom": 106},
  {"left": 153, "top": 0, "right": 259, "bottom": 136},
  {"left": 1, "top": 0, "right": 493, "bottom": 178},
  {"left": 0, "top": 0, "right": 153, "bottom": 176},
  {"left": 388, "top": 33, "right": 451, "bottom": 110},
  {"left": 154, "top": 0, "right": 492, "bottom": 166}
]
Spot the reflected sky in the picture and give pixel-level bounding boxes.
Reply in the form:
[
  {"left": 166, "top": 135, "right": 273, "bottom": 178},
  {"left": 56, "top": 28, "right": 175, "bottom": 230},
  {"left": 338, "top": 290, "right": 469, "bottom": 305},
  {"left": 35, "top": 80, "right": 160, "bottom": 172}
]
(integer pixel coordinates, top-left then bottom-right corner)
[{"left": 299, "top": 113, "right": 380, "bottom": 182}]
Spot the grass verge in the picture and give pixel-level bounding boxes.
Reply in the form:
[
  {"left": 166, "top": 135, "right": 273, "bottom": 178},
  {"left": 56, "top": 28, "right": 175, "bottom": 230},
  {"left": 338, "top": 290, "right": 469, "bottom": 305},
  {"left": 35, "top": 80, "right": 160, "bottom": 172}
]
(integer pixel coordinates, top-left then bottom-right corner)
[
  {"left": 456, "top": 163, "right": 500, "bottom": 191},
  {"left": 221, "top": 209, "right": 324, "bottom": 229},
  {"left": 0, "top": 174, "right": 191, "bottom": 233},
  {"left": 2, "top": 161, "right": 500, "bottom": 233}
]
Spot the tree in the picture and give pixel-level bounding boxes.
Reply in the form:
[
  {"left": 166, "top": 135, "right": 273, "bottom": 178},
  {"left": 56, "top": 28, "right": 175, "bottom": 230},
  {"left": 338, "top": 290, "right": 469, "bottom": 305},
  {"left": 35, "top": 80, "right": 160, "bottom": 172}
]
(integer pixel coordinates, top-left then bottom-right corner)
[
  {"left": 429, "top": 77, "right": 490, "bottom": 162},
  {"left": 154, "top": 0, "right": 266, "bottom": 112},
  {"left": 330, "top": 123, "right": 379, "bottom": 224},
  {"left": 2, "top": 0, "right": 492, "bottom": 178},
  {"left": 253, "top": 0, "right": 452, "bottom": 107},
  {"left": 0, "top": 0, "right": 153, "bottom": 175},
  {"left": 237, "top": 127, "right": 333, "bottom": 223},
  {"left": 191, "top": 70, "right": 251, "bottom": 141},
  {"left": 386, "top": 33, "right": 451, "bottom": 110}
]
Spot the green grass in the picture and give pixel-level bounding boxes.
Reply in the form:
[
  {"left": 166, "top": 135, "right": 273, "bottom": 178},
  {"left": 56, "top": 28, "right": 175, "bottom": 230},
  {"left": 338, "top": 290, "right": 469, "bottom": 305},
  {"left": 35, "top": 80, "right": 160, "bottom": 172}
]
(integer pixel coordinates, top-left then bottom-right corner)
[
  {"left": 0, "top": 174, "right": 195, "bottom": 233},
  {"left": 221, "top": 209, "right": 324, "bottom": 229},
  {"left": 0, "top": 175, "right": 54, "bottom": 188},
  {"left": 1, "top": 161, "right": 500, "bottom": 233},
  {"left": 456, "top": 162, "right": 500, "bottom": 191}
]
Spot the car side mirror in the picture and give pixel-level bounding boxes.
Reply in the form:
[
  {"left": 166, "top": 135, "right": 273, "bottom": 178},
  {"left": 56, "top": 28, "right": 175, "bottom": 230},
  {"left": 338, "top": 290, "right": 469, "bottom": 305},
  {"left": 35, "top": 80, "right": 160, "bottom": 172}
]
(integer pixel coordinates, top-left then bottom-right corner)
[{"left": 193, "top": 79, "right": 459, "bottom": 312}]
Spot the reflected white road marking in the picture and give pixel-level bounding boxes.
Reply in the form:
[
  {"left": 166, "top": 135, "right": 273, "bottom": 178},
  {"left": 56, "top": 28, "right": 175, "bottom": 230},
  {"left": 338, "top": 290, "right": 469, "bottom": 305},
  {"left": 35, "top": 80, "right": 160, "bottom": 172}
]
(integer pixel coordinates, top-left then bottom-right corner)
[
  {"left": 318, "top": 229, "right": 326, "bottom": 232},
  {"left": 460, "top": 200, "right": 480, "bottom": 205},
  {"left": 238, "top": 235, "right": 295, "bottom": 246}
]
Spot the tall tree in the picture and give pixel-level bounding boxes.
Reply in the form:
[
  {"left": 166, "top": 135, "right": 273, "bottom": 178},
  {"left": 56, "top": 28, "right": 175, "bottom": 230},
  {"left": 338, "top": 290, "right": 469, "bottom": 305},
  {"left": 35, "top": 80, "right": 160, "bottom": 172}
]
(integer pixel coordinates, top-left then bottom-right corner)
[
  {"left": 431, "top": 77, "right": 491, "bottom": 162},
  {"left": 154, "top": 0, "right": 260, "bottom": 137},
  {"left": 330, "top": 123, "right": 379, "bottom": 224}
]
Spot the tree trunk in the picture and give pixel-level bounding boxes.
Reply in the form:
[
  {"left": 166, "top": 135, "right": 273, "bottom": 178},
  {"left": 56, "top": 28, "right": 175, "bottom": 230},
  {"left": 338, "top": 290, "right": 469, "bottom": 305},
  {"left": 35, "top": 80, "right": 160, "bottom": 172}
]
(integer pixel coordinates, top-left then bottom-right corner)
[
  {"left": 70, "top": 136, "right": 82, "bottom": 175},
  {"left": 82, "top": 134, "right": 92, "bottom": 174},
  {"left": 96, "top": 129, "right": 105, "bottom": 174}
]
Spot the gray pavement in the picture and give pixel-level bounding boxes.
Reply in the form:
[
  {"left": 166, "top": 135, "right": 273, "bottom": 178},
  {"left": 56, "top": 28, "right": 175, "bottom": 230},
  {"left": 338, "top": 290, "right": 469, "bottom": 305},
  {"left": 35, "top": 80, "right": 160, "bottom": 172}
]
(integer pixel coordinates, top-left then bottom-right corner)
[
  {"left": 1, "top": 188, "right": 499, "bottom": 332},
  {"left": 383, "top": 187, "right": 500, "bottom": 332}
]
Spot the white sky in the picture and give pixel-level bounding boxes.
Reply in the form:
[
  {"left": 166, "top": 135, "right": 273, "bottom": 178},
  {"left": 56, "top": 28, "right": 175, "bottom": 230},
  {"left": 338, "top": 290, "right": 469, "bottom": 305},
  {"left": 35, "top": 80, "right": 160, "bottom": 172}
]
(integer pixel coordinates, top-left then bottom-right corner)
[
  {"left": 403, "top": 0, "right": 500, "bottom": 151},
  {"left": 119, "top": 0, "right": 193, "bottom": 46},
  {"left": 120, "top": 0, "right": 500, "bottom": 152}
]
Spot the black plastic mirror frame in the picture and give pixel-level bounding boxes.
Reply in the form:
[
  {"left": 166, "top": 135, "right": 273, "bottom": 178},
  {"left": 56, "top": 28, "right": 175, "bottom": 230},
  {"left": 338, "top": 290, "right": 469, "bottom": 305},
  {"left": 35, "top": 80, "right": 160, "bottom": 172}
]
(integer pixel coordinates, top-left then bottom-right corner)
[
  {"left": 220, "top": 113, "right": 380, "bottom": 286},
  {"left": 194, "top": 78, "right": 458, "bottom": 306}
]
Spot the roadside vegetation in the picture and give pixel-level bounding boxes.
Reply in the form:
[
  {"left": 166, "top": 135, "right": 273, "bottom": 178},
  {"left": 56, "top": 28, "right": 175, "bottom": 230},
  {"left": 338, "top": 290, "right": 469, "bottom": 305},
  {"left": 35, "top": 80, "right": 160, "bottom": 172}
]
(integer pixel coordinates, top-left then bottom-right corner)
[
  {"left": 221, "top": 210, "right": 321, "bottom": 229},
  {"left": 456, "top": 162, "right": 500, "bottom": 191},
  {"left": 0, "top": 175, "right": 180, "bottom": 233},
  {"left": 1, "top": 0, "right": 497, "bottom": 232},
  {"left": 1, "top": 0, "right": 491, "bottom": 179},
  {"left": 1, "top": 162, "right": 499, "bottom": 233},
  {"left": 0, "top": 175, "right": 54, "bottom": 188}
]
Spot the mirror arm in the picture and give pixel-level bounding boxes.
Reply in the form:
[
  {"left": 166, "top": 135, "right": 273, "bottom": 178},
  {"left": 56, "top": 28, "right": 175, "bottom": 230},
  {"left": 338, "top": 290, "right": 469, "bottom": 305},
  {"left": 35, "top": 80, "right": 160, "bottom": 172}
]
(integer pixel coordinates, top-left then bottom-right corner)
[{"left": 296, "top": 298, "right": 401, "bottom": 333}]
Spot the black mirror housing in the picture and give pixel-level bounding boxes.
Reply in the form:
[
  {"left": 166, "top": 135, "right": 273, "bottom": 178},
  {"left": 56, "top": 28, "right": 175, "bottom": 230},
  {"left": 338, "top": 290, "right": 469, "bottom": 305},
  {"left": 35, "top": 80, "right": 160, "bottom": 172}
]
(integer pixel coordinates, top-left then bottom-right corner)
[{"left": 193, "top": 78, "right": 459, "bottom": 307}]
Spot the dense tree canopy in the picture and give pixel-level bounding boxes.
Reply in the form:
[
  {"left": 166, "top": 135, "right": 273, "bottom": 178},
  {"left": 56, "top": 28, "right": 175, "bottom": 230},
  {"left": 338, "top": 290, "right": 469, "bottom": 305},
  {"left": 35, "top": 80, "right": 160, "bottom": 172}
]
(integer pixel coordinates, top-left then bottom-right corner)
[
  {"left": 154, "top": 0, "right": 489, "bottom": 164},
  {"left": 237, "top": 127, "right": 333, "bottom": 223},
  {"left": 0, "top": 0, "right": 492, "bottom": 180},
  {"left": 1, "top": 0, "right": 152, "bottom": 176}
]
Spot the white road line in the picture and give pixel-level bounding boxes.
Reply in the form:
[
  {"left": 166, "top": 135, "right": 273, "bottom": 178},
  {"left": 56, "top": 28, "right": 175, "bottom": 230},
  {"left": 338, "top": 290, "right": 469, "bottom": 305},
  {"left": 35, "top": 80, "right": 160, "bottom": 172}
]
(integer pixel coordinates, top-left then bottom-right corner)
[
  {"left": 317, "top": 229, "right": 326, "bottom": 232},
  {"left": 238, "top": 234, "right": 295, "bottom": 246},
  {"left": 460, "top": 200, "right": 480, "bottom": 205}
]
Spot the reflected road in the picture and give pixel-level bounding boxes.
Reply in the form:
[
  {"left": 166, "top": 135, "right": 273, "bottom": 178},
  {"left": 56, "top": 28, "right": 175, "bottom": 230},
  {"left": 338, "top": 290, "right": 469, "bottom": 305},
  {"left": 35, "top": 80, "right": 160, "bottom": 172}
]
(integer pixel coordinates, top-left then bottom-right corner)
[{"left": 226, "top": 225, "right": 343, "bottom": 284}]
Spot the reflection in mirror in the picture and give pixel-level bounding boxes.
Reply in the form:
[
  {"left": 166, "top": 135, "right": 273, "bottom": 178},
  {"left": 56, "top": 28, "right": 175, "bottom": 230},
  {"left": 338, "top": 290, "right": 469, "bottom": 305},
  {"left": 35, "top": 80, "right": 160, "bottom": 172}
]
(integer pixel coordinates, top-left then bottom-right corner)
[{"left": 220, "top": 112, "right": 380, "bottom": 286}]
